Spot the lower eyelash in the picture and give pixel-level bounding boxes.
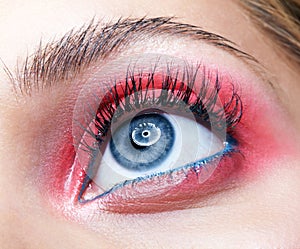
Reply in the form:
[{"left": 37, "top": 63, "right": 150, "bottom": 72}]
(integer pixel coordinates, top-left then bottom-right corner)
[{"left": 75, "top": 62, "right": 243, "bottom": 203}]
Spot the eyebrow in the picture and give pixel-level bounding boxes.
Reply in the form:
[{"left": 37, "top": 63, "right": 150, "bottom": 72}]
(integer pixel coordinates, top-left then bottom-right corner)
[{"left": 8, "top": 17, "right": 260, "bottom": 95}]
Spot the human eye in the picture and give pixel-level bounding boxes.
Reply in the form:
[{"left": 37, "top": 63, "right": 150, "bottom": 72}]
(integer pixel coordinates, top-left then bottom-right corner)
[
  {"left": 69, "top": 54, "right": 242, "bottom": 213},
  {"left": 25, "top": 19, "right": 298, "bottom": 217}
]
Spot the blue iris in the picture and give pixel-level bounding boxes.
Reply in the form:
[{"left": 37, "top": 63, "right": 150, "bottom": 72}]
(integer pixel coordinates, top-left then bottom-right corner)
[{"left": 110, "top": 113, "right": 175, "bottom": 171}]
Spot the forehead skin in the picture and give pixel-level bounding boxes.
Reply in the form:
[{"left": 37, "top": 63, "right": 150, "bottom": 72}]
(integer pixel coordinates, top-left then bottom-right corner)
[{"left": 0, "top": 0, "right": 299, "bottom": 249}]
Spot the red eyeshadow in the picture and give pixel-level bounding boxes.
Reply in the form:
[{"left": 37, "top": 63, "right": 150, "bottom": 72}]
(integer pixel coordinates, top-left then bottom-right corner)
[{"left": 38, "top": 66, "right": 299, "bottom": 219}]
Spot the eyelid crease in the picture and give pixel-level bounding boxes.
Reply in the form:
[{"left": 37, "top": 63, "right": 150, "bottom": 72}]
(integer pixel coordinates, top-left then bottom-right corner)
[{"left": 5, "top": 16, "right": 262, "bottom": 96}]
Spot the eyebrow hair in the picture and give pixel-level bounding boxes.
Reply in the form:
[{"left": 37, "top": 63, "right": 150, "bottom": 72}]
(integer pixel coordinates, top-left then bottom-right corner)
[{"left": 8, "top": 17, "right": 259, "bottom": 95}]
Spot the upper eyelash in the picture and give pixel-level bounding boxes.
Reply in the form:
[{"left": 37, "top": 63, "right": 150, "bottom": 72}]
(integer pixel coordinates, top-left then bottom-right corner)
[
  {"left": 89, "top": 63, "right": 243, "bottom": 145},
  {"left": 75, "top": 63, "right": 243, "bottom": 156}
]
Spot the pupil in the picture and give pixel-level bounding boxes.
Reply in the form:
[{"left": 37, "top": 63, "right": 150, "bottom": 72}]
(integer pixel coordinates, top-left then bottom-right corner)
[
  {"left": 142, "top": 131, "right": 149, "bottom": 137},
  {"left": 109, "top": 112, "right": 175, "bottom": 172}
]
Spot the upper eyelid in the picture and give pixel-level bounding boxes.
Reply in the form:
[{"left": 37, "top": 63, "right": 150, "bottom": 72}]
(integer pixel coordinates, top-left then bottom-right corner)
[{"left": 4, "top": 16, "right": 269, "bottom": 96}]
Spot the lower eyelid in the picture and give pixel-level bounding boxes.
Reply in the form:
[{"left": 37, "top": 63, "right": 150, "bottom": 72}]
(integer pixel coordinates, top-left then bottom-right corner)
[{"left": 86, "top": 148, "right": 243, "bottom": 214}]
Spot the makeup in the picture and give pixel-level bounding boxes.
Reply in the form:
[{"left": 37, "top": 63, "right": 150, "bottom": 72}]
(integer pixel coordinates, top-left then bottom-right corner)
[{"left": 38, "top": 53, "right": 298, "bottom": 217}]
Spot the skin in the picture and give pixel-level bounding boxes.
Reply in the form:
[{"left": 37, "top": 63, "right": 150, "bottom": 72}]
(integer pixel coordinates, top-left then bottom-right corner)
[{"left": 0, "top": 0, "right": 300, "bottom": 248}]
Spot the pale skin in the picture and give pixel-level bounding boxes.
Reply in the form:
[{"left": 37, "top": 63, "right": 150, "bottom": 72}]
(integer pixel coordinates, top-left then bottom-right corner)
[{"left": 0, "top": 0, "right": 300, "bottom": 248}]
